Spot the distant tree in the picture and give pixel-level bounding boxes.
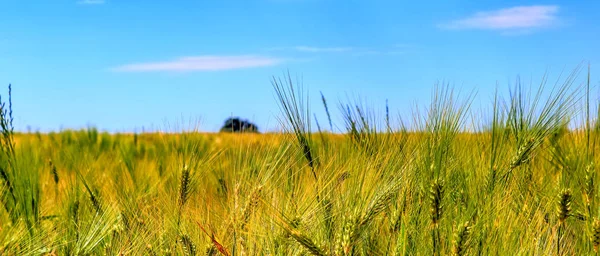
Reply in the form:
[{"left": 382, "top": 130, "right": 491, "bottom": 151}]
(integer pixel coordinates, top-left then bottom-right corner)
[{"left": 220, "top": 117, "right": 259, "bottom": 133}]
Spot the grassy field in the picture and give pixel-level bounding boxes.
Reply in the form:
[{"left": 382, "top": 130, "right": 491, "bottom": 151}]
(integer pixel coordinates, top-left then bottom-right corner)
[{"left": 1, "top": 70, "right": 600, "bottom": 255}]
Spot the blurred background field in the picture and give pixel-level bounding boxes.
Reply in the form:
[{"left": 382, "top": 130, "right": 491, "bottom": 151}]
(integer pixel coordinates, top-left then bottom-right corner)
[{"left": 1, "top": 69, "right": 600, "bottom": 255}]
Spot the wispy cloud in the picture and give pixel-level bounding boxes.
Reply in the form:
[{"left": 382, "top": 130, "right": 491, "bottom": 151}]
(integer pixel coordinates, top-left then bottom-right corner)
[
  {"left": 77, "top": 0, "right": 105, "bottom": 4},
  {"left": 440, "top": 5, "right": 559, "bottom": 31},
  {"left": 111, "top": 55, "right": 284, "bottom": 72}
]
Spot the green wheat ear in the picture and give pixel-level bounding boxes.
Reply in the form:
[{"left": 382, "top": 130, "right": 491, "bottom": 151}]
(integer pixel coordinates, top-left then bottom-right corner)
[
  {"left": 288, "top": 229, "right": 326, "bottom": 256},
  {"left": 178, "top": 165, "right": 192, "bottom": 210},
  {"left": 592, "top": 219, "right": 600, "bottom": 253},
  {"left": 179, "top": 234, "right": 197, "bottom": 256},
  {"left": 585, "top": 162, "right": 596, "bottom": 207},
  {"left": 430, "top": 179, "right": 444, "bottom": 256},
  {"left": 430, "top": 179, "right": 444, "bottom": 226},
  {"left": 556, "top": 188, "right": 572, "bottom": 256},
  {"left": 452, "top": 221, "right": 471, "bottom": 256},
  {"left": 49, "top": 159, "right": 59, "bottom": 184},
  {"left": 556, "top": 189, "right": 572, "bottom": 224},
  {"left": 240, "top": 185, "right": 262, "bottom": 231}
]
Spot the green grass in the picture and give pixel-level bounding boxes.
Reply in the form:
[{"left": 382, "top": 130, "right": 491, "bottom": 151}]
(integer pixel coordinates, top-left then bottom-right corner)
[{"left": 1, "top": 67, "right": 600, "bottom": 255}]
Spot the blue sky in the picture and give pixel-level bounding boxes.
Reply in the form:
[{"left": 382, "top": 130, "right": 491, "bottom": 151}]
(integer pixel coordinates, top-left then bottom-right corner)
[{"left": 1, "top": 0, "right": 599, "bottom": 133}]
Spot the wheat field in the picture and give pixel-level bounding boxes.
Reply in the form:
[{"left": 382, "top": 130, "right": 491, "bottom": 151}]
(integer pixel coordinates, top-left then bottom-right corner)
[{"left": 1, "top": 69, "right": 600, "bottom": 255}]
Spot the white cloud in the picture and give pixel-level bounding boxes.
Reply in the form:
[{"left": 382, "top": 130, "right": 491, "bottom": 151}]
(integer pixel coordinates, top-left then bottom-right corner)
[
  {"left": 440, "top": 5, "right": 559, "bottom": 31},
  {"left": 77, "top": 0, "right": 105, "bottom": 4},
  {"left": 111, "top": 55, "right": 284, "bottom": 72}
]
